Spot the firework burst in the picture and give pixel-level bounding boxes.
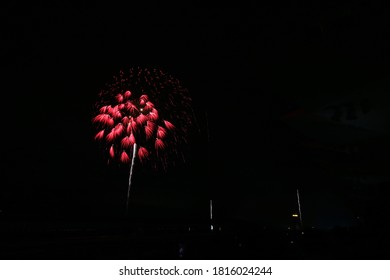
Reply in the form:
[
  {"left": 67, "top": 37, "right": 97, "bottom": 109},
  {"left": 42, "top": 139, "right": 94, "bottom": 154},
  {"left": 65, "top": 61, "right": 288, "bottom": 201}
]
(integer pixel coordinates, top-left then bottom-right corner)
[{"left": 92, "top": 67, "right": 194, "bottom": 213}]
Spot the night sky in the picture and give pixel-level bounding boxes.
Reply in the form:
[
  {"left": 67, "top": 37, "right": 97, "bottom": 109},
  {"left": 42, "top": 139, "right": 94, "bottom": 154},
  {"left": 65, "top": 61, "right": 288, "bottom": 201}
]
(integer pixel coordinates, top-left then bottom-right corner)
[{"left": 2, "top": 2, "right": 390, "bottom": 233}]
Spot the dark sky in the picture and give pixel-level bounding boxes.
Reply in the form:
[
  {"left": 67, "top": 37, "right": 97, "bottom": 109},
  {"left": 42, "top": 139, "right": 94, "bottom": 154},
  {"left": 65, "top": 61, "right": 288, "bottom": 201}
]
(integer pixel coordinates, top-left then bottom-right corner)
[{"left": 2, "top": 2, "right": 390, "bottom": 229}]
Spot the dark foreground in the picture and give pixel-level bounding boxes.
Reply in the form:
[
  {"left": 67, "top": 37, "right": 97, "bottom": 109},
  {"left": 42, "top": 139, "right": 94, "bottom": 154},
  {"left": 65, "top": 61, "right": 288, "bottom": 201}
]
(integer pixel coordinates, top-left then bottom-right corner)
[{"left": 0, "top": 221, "right": 389, "bottom": 260}]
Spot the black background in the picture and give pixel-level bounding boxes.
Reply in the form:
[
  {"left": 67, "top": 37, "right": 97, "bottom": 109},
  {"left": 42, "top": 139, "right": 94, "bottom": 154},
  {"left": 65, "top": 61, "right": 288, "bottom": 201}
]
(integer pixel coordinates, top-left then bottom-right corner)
[{"left": 2, "top": 2, "right": 390, "bottom": 259}]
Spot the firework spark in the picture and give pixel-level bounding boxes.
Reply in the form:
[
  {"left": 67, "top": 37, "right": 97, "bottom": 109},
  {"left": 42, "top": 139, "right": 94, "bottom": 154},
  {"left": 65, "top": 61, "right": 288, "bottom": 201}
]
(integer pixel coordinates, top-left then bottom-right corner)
[{"left": 92, "top": 67, "right": 194, "bottom": 214}]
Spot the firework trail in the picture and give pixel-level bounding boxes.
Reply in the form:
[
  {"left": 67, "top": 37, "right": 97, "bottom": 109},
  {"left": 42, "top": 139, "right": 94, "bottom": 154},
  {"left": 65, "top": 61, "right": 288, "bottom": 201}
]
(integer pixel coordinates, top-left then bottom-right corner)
[{"left": 92, "top": 67, "right": 194, "bottom": 214}]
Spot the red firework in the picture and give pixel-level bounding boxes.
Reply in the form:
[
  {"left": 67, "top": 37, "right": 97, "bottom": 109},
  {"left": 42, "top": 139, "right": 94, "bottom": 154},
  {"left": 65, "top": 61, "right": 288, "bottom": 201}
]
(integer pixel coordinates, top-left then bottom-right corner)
[{"left": 92, "top": 67, "right": 194, "bottom": 213}]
